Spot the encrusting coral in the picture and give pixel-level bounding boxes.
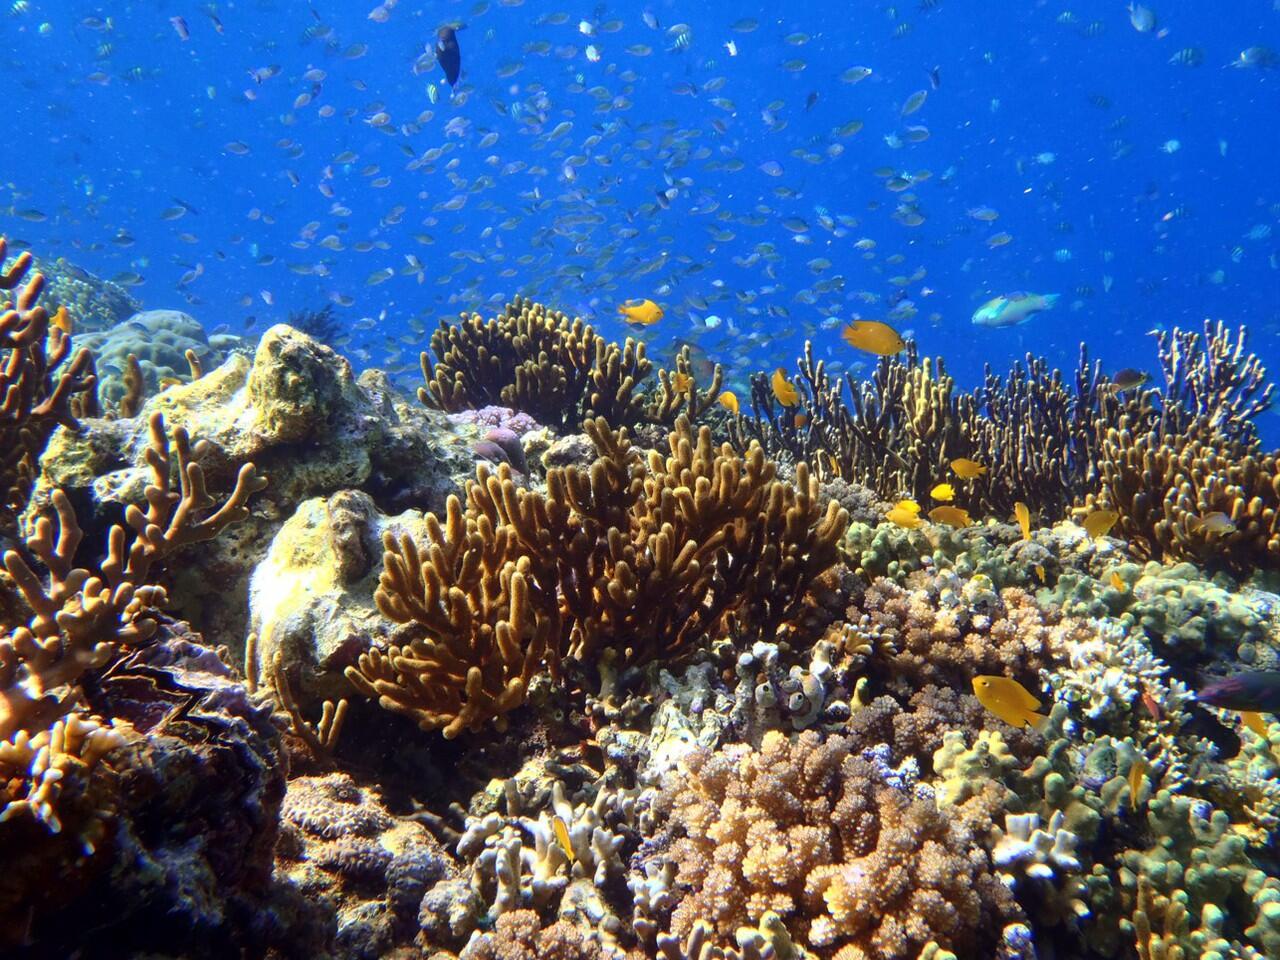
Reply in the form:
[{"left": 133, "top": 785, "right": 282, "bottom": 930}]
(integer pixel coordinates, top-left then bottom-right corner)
[
  {"left": 419, "top": 296, "right": 723, "bottom": 432},
  {"left": 347, "top": 415, "right": 847, "bottom": 737}
]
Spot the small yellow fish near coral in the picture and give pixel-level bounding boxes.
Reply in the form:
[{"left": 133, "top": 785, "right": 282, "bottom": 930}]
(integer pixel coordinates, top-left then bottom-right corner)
[
  {"left": 886, "top": 499, "right": 923, "bottom": 528},
  {"left": 841, "top": 319, "right": 906, "bottom": 355},
  {"left": 1128, "top": 757, "right": 1148, "bottom": 810},
  {"left": 930, "top": 482, "right": 955, "bottom": 502},
  {"left": 1109, "top": 571, "right": 1128, "bottom": 592},
  {"left": 718, "top": 390, "right": 739, "bottom": 414},
  {"left": 1083, "top": 508, "right": 1119, "bottom": 540},
  {"left": 1189, "top": 511, "right": 1236, "bottom": 536},
  {"left": 552, "top": 814, "right": 574, "bottom": 862},
  {"left": 51, "top": 305, "right": 72, "bottom": 334},
  {"left": 771, "top": 367, "right": 799, "bottom": 406},
  {"left": 950, "top": 458, "right": 987, "bottom": 479},
  {"left": 1240, "top": 711, "right": 1270, "bottom": 739},
  {"left": 672, "top": 371, "right": 692, "bottom": 392},
  {"left": 1014, "top": 501, "right": 1031, "bottom": 541},
  {"left": 972, "top": 675, "right": 1046, "bottom": 730},
  {"left": 617, "top": 298, "right": 663, "bottom": 325},
  {"left": 928, "top": 505, "right": 971, "bottom": 527}
]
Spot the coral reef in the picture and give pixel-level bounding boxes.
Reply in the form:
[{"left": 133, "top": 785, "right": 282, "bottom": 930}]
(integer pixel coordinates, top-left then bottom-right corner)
[
  {"left": 8, "top": 228, "right": 1280, "bottom": 960},
  {"left": 347, "top": 416, "right": 847, "bottom": 737},
  {"left": 649, "top": 729, "right": 1018, "bottom": 960},
  {"left": 419, "top": 296, "right": 723, "bottom": 431},
  {"left": 74, "top": 308, "right": 230, "bottom": 410}
]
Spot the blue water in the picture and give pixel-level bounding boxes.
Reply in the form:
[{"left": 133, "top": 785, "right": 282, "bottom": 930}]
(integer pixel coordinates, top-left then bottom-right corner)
[{"left": 4, "top": 1, "right": 1279, "bottom": 431}]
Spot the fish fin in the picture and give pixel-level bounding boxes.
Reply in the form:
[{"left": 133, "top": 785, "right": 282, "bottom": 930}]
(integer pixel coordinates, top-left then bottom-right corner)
[
  {"left": 1024, "top": 709, "right": 1048, "bottom": 730},
  {"left": 1042, "top": 293, "right": 1060, "bottom": 308}
]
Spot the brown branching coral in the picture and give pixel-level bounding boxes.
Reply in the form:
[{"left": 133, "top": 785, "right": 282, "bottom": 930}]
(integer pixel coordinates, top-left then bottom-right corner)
[
  {"left": 0, "top": 238, "right": 96, "bottom": 536},
  {"left": 419, "top": 296, "right": 722, "bottom": 431},
  {"left": 347, "top": 416, "right": 847, "bottom": 737},
  {"left": 1091, "top": 321, "right": 1280, "bottom": 571},
  {"left": 651, "top": 729, "right": 1017, "bottom": 960},
  {"left": 731, "top": 340, "right": 1103, "bottom": 519},
  {"left": 1, "top": 411, "right": 267, "bottom": 743}
]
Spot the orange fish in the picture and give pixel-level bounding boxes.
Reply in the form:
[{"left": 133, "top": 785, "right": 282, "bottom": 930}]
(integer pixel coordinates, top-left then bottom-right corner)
[
  {"left": 1140, "top": 690, "right": 1162, "bottom": 721},
  {"left": 841, "top": 319, "right": 906, "bottom": 355},
  {"left": 928, "top": 505, "right": 972, "bottom": 528},
  {"left": 672, "top": 371, "right": 692, "bottom": 392},
  {"left": 1110, "top": 571, "right": 1127, "bottom": 592},
  {"left": 718, "top": 390, "right": 739, "bottom": 414},
  {"left": 552, "top": 815, "right": 574, "bottom": 862},
  {"left": 1034, "top": 563, "right": 1046, "bottom": 583},
  {"left": 771, "top": 368, "right": 799, "bottom": 406},
  {"left": 930, "top": 482, "right": 955, "bottom": 502},
  {"left": 972, "top": 676, "right": 1046, "bottom": 729},
  {"left": 51, "top": 305, "right": 72, "bottom": 334},
  {"left": 617, "top": 299, "right": 663, "bottom": 325},
  {"left": 950, "top": 458, "right": 987, "bottom": 479},
  {"left": 794, "top": 412, "right": 809, "bottom": 428}
]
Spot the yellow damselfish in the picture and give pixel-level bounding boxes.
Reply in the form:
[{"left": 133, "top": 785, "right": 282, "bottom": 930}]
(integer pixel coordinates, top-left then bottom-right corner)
[
  {"left": 930, "top": 482, "right": 955, "bottom": 502},
  {"left": 1129, "top": 757, "right": 1148, "bottom": 810},
  {"left": 1083, "top": 509, "right": 1119, "bottom": 540},
  {"left": 1014, "top": 501, "right": 1031, "bottom": 541},
  {"left": 950, "top": 458, "right": 987, "bottom": 479},
  {"left": 972, "top": 675, "right": 1047, "bottom": 730},
  {"left": 673, "top": 371, "right": 692, "bottom": 392},
  {"left": 928, "top": 504, "right": 971, "bottom": 527},
  {"left": 617, "top": 298, "right": 663, "bottom": 325},
  {"left": 771, "top": 367, "right": 799, "bottom": 406},
  {"left": 718, "top": 390, "right": 739, "bottom": 414},
  {"left": 886, "top": 499, "right": 923, "bottom": 529},
  {"left": 841, "top": 319, "right": 906, "bottom": 355}
]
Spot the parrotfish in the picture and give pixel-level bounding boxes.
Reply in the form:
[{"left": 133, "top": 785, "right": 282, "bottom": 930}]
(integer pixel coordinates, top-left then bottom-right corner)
[{"left": 971, "top": 292, "right": 1060, "bottom": 328}]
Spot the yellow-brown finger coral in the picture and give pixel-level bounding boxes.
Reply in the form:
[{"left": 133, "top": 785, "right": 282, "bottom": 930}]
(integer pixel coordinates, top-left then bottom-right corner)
[
  {"left": 0, "top": 237, "right": 97, "bottom": 537},
  {"left": 346, "top": 416, "right": 848, "bottom": 737},
  {"left": 651, "top": 729, "right": 1017, "bottom": 960},
  {"left": 419, "top": 296, "right": 721, "bottom": 431}
]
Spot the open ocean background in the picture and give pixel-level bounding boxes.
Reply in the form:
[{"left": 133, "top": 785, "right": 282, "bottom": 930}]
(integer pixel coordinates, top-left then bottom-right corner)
[{"left": 3, "top": 0, "right": 1278, "bottom": 436}]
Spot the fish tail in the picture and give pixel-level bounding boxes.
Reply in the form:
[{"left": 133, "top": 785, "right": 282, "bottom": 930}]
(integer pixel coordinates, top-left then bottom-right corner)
[
  {"left": 1026, "top": 709, "right": 1048, "bottom": 730},
  {"left": 1042, "top": 293, "right": 1060, "bottom": 308}
]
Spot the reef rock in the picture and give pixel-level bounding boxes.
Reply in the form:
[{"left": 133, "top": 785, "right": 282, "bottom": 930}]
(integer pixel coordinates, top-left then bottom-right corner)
[
  {"left": 3, "top": 627, "right": 288, "bottom": 958},
  {"left": 30, "top": 324, "right": 475, "bottom": 656},
  {"left": 249, "top": 489, "right": 431, "bottom": 708}
]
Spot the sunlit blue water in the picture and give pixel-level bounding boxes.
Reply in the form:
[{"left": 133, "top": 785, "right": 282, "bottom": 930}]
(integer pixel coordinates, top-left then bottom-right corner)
[{"left": 4, "top": 1, "right": 1278, "bottom": 436}]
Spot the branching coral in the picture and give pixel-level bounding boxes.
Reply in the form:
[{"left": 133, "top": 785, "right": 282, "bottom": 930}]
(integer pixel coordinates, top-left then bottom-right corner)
[
  {"left": 419, "top": 296, "right": 722, "bottom": 431},
  {"left": 649, "top": 729, "right": 1017, "bottom": 960},
  {"left": 730, "top": 339, "right": 1103, "bottom": 519},
  {"left": 1, "top": 412, "right": 266, "bottom": 827},
  {"left": 0, "top": 238, "right": 96, "bottom": 537},
  {"left": 347, "top": 416, "right": 847, "bottom": 737},
  {"left": 843, "top": 570, "right": 1082, "bottom": 692}
]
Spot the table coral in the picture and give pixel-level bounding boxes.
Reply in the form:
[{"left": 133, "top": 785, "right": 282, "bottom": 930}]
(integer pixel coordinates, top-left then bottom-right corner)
[
  {"left": 649, "top": 729, "right": 1018, "bottom": 960},
  {"left": 347, "top": 416, "right": 847, "bottom": 737}
]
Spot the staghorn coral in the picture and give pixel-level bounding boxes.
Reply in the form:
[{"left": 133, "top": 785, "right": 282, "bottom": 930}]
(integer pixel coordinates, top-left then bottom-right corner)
[
  {"left": 0, "top": 237, "right": 97, "bottom": 538},
  {"left": 347, "top": 415, "right": 847, "bottom": 737},
  {"left": 419, "top": 296, "right": 722, "bottom": 432},
  {"left": 650, "top": 729, "right": 1017, "bottom": 960}
]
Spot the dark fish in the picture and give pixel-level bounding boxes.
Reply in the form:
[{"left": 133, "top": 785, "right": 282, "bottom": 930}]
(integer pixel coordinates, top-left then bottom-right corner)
[
  {"left": 1198, "top": 672, "right": 1280, "bottom": 713},
  {"left": 436, "top": 26, "right": 461, "bottom": 87},
  {"left": 1111, "top": 368, "right": 1149, "bottom": 391},
  {"left": 1181, "top": 700, "right": 1242, "bottom": 759},
  {"left": 804, "top": 90, "right": 819, "bottom": 111}
]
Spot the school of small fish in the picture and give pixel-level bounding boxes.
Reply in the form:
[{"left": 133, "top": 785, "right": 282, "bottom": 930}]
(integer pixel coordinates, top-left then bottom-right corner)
[{"left": 1, "top": 1, "right": 1276, "bottom": 394}]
